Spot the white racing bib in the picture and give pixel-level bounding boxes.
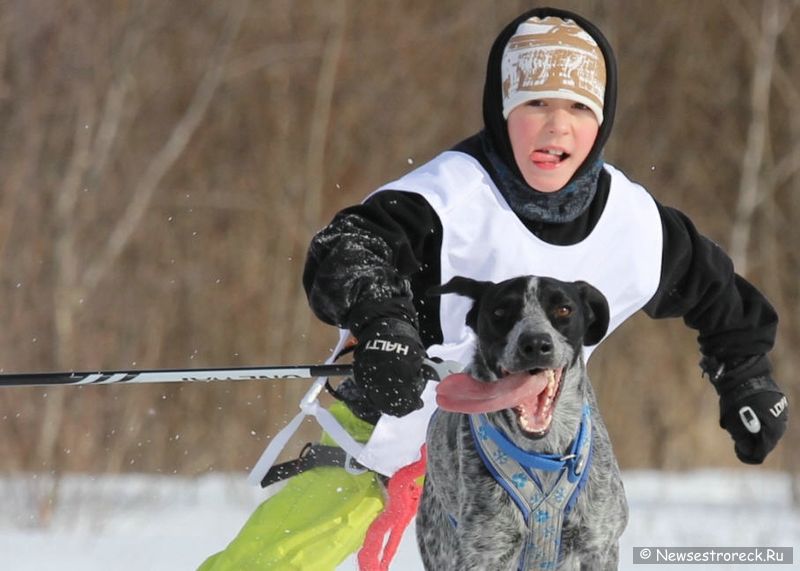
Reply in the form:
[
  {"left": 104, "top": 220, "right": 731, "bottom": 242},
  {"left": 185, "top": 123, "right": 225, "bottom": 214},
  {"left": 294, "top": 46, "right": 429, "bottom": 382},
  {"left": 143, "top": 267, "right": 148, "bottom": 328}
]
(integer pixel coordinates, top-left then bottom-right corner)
[{"left": 356, "top": 151, "right": 663, "bottom": 476}]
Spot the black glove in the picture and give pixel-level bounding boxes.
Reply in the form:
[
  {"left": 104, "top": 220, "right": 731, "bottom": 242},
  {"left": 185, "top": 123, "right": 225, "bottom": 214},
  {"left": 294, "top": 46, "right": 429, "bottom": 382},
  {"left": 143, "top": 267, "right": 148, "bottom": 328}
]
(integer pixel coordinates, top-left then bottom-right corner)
[
  {"left": 351, "top": 316, "right": 426, "bottom": 418},
  {"left": 702, "top": 355, "right": 788, "bottom": 464}
]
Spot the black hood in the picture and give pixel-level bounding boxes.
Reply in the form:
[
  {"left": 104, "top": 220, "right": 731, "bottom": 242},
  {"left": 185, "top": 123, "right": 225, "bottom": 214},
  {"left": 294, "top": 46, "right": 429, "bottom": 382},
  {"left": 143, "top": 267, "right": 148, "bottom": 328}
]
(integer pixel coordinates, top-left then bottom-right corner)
[{"left": 482, "top": 7, "right": 618, "bottom": 188}]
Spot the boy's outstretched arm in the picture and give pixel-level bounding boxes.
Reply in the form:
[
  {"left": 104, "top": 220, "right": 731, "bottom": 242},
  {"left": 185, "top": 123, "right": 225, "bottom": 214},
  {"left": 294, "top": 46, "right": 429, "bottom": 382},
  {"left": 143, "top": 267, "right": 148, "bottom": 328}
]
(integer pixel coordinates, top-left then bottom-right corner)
[
  {"left": 644, "top": 205, "right": 787, "bottom": 464},
  {"left": 303, "top": 191, "right": 442, "bottom": 418}
]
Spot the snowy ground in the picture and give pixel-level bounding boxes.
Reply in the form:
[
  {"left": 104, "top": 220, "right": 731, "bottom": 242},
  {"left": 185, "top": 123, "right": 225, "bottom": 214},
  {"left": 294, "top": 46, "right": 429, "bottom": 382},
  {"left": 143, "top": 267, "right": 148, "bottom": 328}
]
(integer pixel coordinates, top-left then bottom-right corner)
[{"left": 0, "top": 470, "right": 796, "bottom": 570}]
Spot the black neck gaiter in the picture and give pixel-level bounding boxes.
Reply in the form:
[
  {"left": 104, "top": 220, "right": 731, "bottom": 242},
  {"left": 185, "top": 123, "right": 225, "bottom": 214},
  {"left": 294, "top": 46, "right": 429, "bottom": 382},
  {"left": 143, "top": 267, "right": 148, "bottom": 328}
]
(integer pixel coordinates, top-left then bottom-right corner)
[{"left": 482, "top": 135, "right": 603, "bottom": 224}]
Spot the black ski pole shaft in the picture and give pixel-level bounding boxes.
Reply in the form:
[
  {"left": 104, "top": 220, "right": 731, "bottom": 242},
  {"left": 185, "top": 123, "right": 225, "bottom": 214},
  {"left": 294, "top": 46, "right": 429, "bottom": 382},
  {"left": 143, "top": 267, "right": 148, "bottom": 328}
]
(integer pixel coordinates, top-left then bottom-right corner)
[{"left": 0, "top": 363, "right": 354, "bottom": 388}]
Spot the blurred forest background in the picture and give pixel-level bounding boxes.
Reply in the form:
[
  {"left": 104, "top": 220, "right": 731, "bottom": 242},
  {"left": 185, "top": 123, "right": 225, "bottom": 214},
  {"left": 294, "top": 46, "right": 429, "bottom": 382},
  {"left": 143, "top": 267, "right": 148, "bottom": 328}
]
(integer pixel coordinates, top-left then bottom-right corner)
[{"left": 0, "top": 0, "right": 797, "bottom": 501}]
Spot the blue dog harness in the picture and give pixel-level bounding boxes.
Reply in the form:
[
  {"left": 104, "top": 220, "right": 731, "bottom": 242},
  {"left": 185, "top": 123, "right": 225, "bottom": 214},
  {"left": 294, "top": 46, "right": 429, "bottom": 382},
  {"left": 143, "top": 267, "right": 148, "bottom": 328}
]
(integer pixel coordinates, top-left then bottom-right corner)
[{"left": 464, "top": 405, "right": 594, "bottom": 570}]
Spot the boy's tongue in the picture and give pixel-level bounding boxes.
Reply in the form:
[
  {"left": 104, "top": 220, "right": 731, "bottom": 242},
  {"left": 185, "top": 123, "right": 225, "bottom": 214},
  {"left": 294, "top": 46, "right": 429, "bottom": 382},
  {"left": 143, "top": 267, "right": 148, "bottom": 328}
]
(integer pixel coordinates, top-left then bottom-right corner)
[
  {"left": 530, "top": 150, "right": 563, "bottom": 165},
  {"left": 436, "top": 371, "right": 549, "bottom": 414}
]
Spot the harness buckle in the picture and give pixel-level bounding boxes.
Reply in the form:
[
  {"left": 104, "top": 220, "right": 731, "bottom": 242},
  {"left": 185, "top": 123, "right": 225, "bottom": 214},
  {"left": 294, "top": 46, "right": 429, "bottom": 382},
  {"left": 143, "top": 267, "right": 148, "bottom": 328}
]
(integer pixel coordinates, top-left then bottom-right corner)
[
  {"left": 345, "top": 453, "right": 368, "bottom": 475},
  {"left": 559, "top": 452, "right": 585, "bottom": 478},
  {"left": 573, "top": 453, "right": 586, "bottom": 476}
]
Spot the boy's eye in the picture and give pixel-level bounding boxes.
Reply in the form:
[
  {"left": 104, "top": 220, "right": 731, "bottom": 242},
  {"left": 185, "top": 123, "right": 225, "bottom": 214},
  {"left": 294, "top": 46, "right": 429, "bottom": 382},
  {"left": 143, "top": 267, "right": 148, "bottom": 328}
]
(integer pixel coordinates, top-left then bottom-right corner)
[
  {"left": 572, "top": 102, "right": 591, "bottom": 111},
  {"left": 526, "top": 99, "right": 546, "bottom": 107}
]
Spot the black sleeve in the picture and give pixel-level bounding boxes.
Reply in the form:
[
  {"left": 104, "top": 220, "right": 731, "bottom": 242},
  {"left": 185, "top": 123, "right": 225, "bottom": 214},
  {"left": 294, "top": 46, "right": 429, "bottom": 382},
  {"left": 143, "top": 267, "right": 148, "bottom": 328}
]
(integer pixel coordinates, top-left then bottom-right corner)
[
  {"left": 302, "top": 190, "right": 443, "bottom": 340},
  {"left": 643, "top": 204, "right": 778, "bottom": 361}
]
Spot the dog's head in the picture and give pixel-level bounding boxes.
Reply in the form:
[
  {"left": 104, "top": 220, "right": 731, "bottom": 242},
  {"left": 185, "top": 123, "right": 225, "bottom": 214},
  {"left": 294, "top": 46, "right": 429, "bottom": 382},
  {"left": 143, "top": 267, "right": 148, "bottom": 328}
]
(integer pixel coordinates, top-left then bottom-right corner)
[{"left": 430, "top": 275, "right": 609, "bottom": 438}]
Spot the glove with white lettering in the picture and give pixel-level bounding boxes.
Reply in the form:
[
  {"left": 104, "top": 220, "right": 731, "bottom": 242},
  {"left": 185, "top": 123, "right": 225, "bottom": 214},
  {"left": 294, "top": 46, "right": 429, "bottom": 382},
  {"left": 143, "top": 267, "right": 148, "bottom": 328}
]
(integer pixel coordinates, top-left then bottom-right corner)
[
  {"left": 702, "top": 354, "right": 788, "bottom": 464},
  {"left": 350, "top": 306, "right": 426, "bottom": 418}
]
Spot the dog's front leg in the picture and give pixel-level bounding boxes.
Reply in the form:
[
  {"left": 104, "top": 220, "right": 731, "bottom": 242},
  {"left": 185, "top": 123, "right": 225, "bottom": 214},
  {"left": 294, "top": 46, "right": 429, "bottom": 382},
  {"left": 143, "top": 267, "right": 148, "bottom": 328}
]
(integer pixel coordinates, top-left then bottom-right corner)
[{"left": 577, "top": 542, "right": 619, "bottom": 571}]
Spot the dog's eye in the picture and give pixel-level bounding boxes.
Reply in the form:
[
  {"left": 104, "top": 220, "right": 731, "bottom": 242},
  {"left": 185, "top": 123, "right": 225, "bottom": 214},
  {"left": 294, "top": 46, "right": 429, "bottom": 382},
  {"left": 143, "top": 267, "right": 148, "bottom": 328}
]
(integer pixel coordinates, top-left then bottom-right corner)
[
  {"left": 492, "top": 308, "right": 506, "bottom": 320},
  {"left": 553, "top": 306, "right": 572, "bottom": 318}
]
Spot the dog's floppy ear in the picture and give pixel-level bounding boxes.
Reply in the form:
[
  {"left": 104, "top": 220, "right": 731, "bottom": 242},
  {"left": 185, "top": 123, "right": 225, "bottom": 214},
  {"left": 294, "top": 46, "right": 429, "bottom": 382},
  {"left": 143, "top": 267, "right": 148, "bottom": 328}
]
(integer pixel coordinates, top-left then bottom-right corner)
[
  {"left": 575, "top": 281, "right": 609, "bottom": 346},
  {"left": 428, "top": 276, "right": 492, "bottom": 299},
  {"left": 427, "top": 276, "right": 493, "bottom": 332}
]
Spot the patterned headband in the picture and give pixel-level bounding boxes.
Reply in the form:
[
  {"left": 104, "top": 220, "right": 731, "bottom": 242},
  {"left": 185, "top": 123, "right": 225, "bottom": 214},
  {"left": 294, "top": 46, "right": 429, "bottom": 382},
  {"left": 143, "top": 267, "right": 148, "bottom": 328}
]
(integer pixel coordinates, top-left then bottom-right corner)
[{"left": 501, "top": 16, "right": 606, "bottom": 124}]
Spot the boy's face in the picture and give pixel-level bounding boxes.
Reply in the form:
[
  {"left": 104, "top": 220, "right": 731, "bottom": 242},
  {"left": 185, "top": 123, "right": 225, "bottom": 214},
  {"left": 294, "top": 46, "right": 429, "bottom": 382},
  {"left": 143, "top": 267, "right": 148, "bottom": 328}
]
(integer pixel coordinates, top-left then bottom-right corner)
[{"left": 507, "top": 98, "right": 600, "bottom": 193}]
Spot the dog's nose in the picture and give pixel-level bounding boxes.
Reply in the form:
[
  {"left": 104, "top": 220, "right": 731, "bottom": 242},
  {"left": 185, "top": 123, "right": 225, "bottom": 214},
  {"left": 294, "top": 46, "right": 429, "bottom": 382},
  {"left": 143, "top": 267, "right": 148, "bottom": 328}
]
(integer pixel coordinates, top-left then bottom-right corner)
[{"left": 518, "top": 333, "right": 553, "bottom": 360}]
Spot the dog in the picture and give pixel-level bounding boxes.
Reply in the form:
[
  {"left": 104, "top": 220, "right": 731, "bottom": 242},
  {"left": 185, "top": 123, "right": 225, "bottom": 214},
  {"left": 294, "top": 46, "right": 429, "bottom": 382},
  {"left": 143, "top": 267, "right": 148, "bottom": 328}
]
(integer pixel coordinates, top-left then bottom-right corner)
[{"left": 417, "top": 275, "right": 628, "bottom": 570}]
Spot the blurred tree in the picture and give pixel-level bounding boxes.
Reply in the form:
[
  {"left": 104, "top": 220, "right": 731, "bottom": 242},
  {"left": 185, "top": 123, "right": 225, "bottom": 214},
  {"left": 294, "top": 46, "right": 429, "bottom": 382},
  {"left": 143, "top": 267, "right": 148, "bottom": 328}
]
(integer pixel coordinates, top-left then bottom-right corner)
[{"left": 0, "top": 1, "right": 795, "bottom": 487}]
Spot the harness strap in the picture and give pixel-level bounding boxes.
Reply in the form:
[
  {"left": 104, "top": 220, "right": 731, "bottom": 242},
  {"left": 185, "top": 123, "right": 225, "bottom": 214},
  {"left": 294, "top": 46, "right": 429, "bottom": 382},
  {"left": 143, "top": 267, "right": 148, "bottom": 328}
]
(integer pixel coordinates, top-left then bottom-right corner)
[
  {"left": 260, "top": 443, "right": 367, "bottom": 488},
  {"left": 248, "top": 331, "right": 371, "bottom": 487}
]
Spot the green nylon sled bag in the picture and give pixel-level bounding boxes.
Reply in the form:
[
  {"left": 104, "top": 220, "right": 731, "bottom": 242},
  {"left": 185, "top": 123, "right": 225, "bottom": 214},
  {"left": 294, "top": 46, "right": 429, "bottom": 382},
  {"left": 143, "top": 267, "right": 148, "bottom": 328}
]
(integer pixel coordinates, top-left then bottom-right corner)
[{"left": 198, "top": 402, "right": 385, "bottom": 571}]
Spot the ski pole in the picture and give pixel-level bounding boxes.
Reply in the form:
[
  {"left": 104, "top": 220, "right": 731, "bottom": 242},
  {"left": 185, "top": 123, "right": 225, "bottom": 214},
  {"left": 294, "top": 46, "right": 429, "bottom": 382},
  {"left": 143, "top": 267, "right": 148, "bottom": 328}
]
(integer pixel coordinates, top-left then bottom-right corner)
[
  {"left": 0, "top": 358, "right": 459, "bottom": 388},
  {"left": 0, "top": 364, "right": 355, "bottom": 387}
]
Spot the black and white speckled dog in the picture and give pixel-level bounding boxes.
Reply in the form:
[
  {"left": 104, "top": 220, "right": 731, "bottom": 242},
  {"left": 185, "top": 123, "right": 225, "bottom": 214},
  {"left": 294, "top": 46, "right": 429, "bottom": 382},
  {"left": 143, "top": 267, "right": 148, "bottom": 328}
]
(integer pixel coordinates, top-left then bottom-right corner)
[{"left": 417, "top": 275, "right": 628, "bottom": 570}]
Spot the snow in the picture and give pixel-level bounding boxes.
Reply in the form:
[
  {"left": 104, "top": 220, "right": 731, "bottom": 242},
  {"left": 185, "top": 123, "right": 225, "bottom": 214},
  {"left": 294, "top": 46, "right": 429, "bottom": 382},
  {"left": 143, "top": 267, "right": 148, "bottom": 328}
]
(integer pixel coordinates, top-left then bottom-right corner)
[{"left": 0, "top": 470, "right": 796, "bottom": 570}]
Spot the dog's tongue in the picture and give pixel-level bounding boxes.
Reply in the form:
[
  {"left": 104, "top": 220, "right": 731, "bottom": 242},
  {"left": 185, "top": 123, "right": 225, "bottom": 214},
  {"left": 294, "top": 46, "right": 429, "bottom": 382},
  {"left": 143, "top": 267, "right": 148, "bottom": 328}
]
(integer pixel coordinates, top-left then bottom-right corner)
[{"left": 436, "top": 371, "right": 548, "bottom": 414}]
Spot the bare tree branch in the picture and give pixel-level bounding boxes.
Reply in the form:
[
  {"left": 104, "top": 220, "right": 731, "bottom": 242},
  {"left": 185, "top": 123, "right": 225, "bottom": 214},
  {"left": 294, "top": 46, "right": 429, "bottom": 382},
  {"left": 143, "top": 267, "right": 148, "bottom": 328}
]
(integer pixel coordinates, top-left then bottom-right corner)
[
  {"left": 770, "top": 3, "right": 800, "bottom": 189},
  {"left": 86, "top": 14, "right": 147, "bottom": 186},
  {"left": 54, "top": 95, "right": 96, "bottom": 328},
  {"left": 224, "top": 40, "right": 322, "bottom": 81},
  {"left": 287, "top": 0, "right": 348, "bottom": 357},
  {"left": 772, "top": 146, "right": 800, "bottom": 188},
  {"left": 39, "top": 95, "right": 97, "bottom": 475},
  {"left": 729, "top": 0, "right": 781, "bottom": 274},
  {"left": 80, "top": 0, "right": 250, "bottom": 296}
]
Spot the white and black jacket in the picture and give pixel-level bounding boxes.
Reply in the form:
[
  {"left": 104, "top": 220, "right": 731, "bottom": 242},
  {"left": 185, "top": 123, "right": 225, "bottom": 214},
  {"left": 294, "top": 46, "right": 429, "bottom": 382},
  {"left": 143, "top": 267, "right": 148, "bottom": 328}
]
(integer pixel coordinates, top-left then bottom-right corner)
[{"left": 303, "top": 5, "right": 777, "bottom": 388}]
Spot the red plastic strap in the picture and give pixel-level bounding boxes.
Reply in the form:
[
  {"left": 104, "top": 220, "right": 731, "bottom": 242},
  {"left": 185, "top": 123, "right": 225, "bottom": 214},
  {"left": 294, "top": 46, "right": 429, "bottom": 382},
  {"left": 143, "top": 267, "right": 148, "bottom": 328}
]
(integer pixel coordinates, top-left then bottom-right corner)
[{"left": 357, "top": 445, "right": 427, "bottom": 571}]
